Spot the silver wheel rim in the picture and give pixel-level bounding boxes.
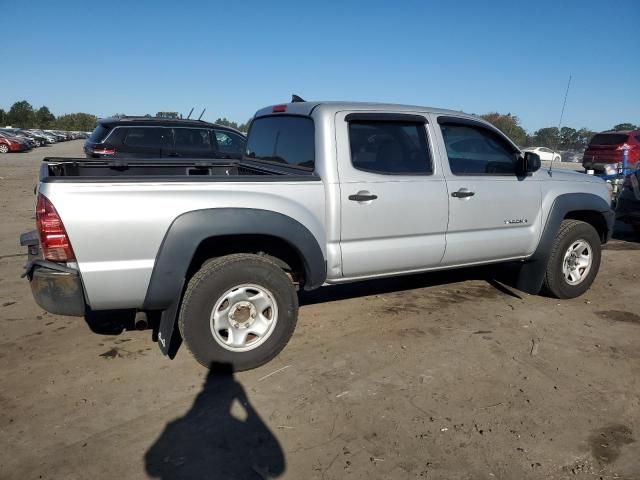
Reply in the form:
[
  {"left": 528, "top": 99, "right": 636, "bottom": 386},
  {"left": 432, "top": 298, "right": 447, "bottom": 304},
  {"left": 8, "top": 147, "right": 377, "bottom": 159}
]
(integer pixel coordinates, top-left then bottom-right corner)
[
  {"left": 562, "top": 239, "right": 592, "bottom": 285},
  {"left": 210, "top": 284, "right": 278, "bottom": 352},
  {"left": 0, "top": 145, "right": 8, "bottom": 153}
]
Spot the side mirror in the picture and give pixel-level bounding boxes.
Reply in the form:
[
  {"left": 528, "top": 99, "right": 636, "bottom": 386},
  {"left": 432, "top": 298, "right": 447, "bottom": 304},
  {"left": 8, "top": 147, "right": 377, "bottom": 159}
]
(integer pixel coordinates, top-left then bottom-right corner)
[{"left": 518, "top": 152, "right": 541, "bottom": 175}]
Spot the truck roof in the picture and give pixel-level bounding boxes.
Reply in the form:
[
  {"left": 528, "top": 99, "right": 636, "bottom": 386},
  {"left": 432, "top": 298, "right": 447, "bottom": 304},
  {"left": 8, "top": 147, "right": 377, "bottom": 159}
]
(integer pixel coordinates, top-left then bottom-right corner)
[{"left": 254, "top": 101, "right": 478, "bottom": 120}]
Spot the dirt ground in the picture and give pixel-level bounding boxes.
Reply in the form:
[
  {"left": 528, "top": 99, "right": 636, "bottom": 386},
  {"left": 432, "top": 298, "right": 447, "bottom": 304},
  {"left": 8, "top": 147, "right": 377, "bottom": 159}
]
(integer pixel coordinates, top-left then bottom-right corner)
[{"left": 1, "top": 142, "right": 639, "bottom": 480}]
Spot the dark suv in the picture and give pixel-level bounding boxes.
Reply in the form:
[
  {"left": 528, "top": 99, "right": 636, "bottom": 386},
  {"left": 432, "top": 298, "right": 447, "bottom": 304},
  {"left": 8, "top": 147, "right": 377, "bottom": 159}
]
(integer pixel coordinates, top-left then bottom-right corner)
[{"left": 84, "top": 117, "right": 246, "bottom": 159}]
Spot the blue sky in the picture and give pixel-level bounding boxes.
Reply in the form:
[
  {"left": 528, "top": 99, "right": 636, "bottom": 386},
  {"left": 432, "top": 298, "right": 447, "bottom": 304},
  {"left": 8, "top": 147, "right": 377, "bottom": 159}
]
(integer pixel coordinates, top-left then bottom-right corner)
[{"left": 1, "top": 0, "right": 638, "bottom": 132}]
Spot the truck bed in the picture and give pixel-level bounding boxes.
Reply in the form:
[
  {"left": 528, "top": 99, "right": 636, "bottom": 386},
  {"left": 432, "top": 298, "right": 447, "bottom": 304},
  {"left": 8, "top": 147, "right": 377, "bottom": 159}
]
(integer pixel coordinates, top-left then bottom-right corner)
[{"left": 40, "top": 157, "right": 318, "bottom": 182}]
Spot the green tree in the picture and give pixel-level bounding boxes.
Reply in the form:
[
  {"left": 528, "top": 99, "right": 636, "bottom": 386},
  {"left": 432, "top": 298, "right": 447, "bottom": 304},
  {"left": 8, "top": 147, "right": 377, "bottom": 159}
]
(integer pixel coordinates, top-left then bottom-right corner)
[
  {"left": 0, "top": 109, "right": 6, "bottom": 126},
  {"left": 532, "top": 127, "right": 560, "bottom": 149},
  {"left": 215, "top": 117, "right": 240, "bottom": 130},
  {"left": 54, "top": 113, "right": 97, "bottom": 131},
  {"left": 237, "top": 119, "right": 251, "bottom": 133},
  {"left": 575, "top": 128, "right": 595, "bottom": 148},
  {"left": 612, "top": 123, "right": 637, "bottom": 131},
  {"left": 35, "top": 106, "right": 56, "bottom": 129},
  {"left": 480, "top": 112, "right": 528, "bottom": 146},
  {"left": 559, "top": 127, "right": 577, "bottom": 149},
  {"left": 7, "top": 100, "right": 35, "bottom": 128}
]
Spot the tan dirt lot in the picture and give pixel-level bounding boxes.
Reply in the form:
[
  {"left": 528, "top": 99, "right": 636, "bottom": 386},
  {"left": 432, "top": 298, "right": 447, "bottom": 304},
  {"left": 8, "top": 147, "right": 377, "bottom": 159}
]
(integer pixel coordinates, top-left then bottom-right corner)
[{"left": 1, "top": 142, "right": 639, "bottom": 479}]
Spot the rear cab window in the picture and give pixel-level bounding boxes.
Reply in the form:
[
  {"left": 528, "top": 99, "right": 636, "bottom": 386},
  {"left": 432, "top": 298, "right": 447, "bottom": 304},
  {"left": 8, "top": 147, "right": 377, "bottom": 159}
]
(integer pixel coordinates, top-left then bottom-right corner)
[
  {"left": 245, "top": 116, "right": 315, "bottom": 170},
  {"left": 589, "top": 134, "right": 629, "bottom": 146}
]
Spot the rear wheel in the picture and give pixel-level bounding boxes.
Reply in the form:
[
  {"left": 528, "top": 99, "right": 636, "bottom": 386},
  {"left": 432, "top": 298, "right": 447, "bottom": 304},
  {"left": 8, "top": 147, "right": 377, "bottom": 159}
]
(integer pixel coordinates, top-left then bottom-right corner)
[
  {"left": 542, "top": 220, "right": 601, "bottom": 298},
  {"left": 0, "top": 144, "right": 9, "bottom": 154},
  {"left": 179, "top": 254, "right": 298, "bottom": 371}
]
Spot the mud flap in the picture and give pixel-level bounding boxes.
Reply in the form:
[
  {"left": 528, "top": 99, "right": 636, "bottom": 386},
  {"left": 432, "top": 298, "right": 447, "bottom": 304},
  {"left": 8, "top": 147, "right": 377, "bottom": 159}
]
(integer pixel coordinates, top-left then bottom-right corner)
[
  {"left": 156, "top": 280, "right": 184, "bottom": 359},
  {"left": 514, "top": 258, "right": 548, "bottom": 295}
]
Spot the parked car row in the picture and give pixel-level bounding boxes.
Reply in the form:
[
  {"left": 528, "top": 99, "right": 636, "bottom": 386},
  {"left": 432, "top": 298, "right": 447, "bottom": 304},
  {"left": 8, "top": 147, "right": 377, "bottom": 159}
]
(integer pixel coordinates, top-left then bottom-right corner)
[{"left": 0, "top": 127, "right": 90, "bottom": 154}]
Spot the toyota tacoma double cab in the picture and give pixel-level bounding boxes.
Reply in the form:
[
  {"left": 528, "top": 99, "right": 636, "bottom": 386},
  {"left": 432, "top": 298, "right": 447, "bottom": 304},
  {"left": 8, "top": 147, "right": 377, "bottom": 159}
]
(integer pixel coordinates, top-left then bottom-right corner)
[{"left": 21, "top": 100, "right": 615, "bottom": 371}]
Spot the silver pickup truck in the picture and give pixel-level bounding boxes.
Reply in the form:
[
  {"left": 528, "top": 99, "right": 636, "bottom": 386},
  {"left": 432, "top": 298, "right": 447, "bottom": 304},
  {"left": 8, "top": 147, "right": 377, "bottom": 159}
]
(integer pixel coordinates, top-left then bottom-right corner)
[{"left": 22, "top": 101, "right": 614, "bottom": 370}]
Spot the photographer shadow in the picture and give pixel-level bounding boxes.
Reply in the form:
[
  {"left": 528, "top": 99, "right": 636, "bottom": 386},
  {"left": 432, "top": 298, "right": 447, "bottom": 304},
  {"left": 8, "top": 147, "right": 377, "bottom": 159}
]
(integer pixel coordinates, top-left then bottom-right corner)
[{"left": 145, "top": 364, "right": 285, "bottom": 480}]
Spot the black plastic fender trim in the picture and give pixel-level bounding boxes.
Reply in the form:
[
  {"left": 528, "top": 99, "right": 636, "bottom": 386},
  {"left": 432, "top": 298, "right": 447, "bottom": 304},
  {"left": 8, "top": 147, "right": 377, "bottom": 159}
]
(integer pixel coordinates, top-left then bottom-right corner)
[
  {"left": 515, "top": 193, "right": 614, "bottom": 294},
  {"left": 143, "top": 208, "right": 326, "bottom": 311}
]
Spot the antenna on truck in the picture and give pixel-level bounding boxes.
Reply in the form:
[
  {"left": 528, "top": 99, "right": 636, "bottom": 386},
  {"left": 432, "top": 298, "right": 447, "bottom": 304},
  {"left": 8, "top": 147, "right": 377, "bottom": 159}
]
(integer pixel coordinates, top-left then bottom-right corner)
[
  {"left": 186, "top": 107, "right": 194, "bottom": 119},
  {"left": 197, "top": 108, "right": 206, "bottom": 120},
  {"left": 548, "top": 74, "right": 572, "bottom": 175}
]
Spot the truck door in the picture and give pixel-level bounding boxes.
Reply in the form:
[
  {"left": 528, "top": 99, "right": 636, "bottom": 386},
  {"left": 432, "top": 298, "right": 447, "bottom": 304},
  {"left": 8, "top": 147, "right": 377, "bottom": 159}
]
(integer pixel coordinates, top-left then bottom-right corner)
[
  {"left": 433, "top": 115, "right": 542, "bottom": 266},
  {"left": 336, "top": 112, "right": 449, "bottom": 278}
]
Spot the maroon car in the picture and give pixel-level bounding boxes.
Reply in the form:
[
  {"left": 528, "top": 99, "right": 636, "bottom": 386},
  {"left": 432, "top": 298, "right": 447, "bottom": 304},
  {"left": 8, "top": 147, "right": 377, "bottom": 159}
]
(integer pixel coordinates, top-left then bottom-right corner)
[
  {"left": 583, "top": 129, "right": 640, "bottom": 173},
  {"left": 0, "top": 133, "right": 30, "bottom": 153}
]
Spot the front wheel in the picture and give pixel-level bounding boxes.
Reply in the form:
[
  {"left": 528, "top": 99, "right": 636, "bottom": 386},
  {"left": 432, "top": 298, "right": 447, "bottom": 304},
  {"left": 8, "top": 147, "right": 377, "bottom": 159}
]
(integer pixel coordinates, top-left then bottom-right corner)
[
  {"left": 179, "top": 254, "right": 298, "bottom": 371},
  {"left": 542, "top": 219, "right": 601, "bottom": 298},
  {"left": 554, "top": 156, "right": 561, "bottom": 162},
  {"left": 0, "top": 144, "right": 9, "bottom": 154}
]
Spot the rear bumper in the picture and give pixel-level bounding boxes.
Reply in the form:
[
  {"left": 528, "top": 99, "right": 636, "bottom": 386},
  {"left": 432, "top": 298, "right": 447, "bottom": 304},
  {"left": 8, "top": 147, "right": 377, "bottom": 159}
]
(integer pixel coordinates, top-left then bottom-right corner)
[
  {"left": 21, "top": 230, "right": 86, "bottom": 317},
  {"left": 583, "top": 160, "right": 638, "bottom": 172}
]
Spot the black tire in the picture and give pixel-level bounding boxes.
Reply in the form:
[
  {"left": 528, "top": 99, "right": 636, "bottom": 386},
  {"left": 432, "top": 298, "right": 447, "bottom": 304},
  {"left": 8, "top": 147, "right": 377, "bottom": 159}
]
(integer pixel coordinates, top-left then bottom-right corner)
[
  {"left": 542, "top": 219, "right": 601, "bottom": 299},
  {"left": 179, "top": 253, "right": 298, "bottom": 371}
]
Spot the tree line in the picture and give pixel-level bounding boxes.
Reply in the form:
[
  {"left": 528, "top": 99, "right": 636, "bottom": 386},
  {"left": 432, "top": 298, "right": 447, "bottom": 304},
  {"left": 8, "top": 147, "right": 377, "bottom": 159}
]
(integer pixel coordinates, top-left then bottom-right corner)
[
  {"left": 0, "top": 100, "right": 97, "bottom": 132},
  {"left": 3, "top": 100, "right": 635, "bottom": 142},
  {"left": 480, "top": 112, "right": 637, "bottom": 150}
]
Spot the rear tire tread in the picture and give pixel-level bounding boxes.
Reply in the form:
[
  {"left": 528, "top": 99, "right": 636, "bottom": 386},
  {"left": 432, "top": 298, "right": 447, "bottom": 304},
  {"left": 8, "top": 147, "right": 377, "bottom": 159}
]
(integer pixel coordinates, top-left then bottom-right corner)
[{"left": 178, "top": 253, "right": 298, "bottom": 371}]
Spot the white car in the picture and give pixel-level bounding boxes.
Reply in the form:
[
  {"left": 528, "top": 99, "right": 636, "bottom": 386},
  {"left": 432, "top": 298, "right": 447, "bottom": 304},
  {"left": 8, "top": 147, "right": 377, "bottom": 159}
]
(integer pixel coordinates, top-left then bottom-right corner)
[{"left": 522, "top": 146, "right": 561, "bottom": 162}]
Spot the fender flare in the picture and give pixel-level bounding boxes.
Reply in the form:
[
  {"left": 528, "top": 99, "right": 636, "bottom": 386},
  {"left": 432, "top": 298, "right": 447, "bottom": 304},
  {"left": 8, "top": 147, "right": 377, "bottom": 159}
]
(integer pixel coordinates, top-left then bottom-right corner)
[
  {"left": 144, "top": 208, "right": 326, "bottom": 312},
  {"left": 515, "top": 193, "right": 614, "bottom": 294},
  {"left": 144, "top": 208, "right": 326, "bottom": 356}
]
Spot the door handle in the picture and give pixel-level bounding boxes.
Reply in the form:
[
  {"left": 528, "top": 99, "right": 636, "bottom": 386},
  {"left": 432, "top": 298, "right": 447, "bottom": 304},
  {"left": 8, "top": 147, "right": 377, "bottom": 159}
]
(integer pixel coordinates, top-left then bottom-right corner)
[
  {"left": 167, "top": 152, "right": 180, "bottom": 157},
  {"left": 451, "top": 189, "right": 475, "bottom": 198},
  {"left": 349, "top": 193, "right": 378, "bottom": 202}
]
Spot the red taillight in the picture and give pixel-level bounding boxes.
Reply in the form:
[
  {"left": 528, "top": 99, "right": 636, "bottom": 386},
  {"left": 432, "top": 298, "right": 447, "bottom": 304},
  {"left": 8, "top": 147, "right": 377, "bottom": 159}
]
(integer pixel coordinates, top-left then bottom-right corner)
[
  {"left": 272, "top": 104, "right": 287, "bottom": 113},
  {"left": 36, "top": 194, "right": 75, "bottom": 262},
  {"left": 92, "top": 147, "right": 115, "bottom": 155}
]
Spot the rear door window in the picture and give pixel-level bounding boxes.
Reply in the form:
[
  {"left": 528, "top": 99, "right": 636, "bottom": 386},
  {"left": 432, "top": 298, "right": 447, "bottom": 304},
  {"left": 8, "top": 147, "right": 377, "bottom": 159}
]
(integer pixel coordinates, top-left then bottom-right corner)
[
  {"left": 245, "top": 116, "right": 315, "bottom": 170},
  {"left": 120, "top": 127, "right": 163, "bottom": 156},
  {"left": 440, "top": 122, "right": 517, "bottom": 175},
  {"left": 172, "top": 128, "right": 214, "bottom": 157},
  {"left": 348, "top": 121, "right": 432, "bottom": 175}
]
